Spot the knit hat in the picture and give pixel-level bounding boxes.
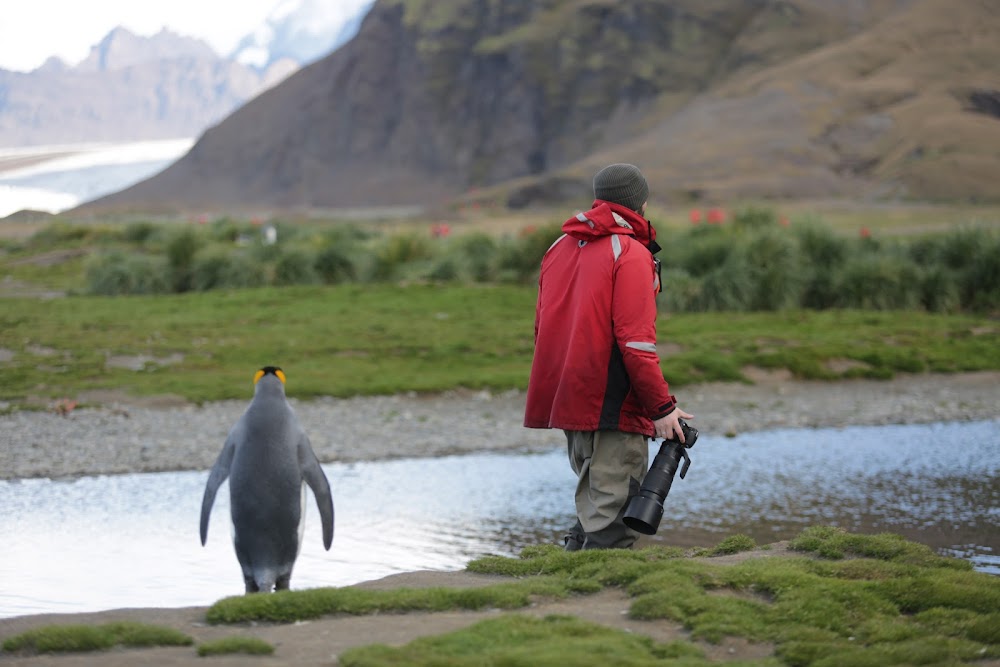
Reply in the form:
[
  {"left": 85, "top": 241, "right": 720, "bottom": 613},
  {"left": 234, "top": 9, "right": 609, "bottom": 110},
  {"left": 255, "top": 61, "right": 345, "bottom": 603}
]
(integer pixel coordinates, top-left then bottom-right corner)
[{"left": 593, "top": 163, "right": 648, "bottom": 213}]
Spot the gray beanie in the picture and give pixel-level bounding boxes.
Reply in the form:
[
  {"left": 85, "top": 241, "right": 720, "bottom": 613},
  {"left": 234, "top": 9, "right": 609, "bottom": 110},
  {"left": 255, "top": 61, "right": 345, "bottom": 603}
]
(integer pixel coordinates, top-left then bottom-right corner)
[{"left": 593, "top": 163, "right": 648, "bottom": 213}]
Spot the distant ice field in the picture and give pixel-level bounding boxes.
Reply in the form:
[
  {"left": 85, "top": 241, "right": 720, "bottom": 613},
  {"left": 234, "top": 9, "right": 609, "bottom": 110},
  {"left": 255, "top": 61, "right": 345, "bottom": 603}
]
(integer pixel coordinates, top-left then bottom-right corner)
[{"left": 0, "top": 138, "right": 193, "bottom": 217}]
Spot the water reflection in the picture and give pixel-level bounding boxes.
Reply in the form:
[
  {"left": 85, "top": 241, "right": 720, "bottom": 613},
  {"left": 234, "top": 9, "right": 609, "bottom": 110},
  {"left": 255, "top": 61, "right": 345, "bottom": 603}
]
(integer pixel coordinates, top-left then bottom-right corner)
[{"left": 0, "top": 420, "right": 996, "bottom": 618}]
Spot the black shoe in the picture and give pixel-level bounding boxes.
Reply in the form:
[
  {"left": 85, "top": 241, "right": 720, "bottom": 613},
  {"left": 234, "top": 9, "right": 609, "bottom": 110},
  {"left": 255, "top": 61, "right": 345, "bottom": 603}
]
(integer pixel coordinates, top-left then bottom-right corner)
[{"left": 563, "top": 533, "right": 584, "bottom": 551}]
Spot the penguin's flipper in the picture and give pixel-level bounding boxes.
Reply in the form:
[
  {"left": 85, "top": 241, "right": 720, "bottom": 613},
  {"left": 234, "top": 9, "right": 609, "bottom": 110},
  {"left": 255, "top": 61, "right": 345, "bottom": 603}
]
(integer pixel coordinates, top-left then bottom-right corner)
[
  {"left": 200, "top": 431, "right": 236, "bottom": 546},
  {"left": 298, "top": 434, "right": 334, "bottom": 550}
]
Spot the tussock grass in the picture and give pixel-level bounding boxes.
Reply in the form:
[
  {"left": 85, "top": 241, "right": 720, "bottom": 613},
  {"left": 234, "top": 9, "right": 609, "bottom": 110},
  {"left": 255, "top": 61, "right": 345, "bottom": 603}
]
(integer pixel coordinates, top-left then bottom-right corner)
[
  {"left": 196, "top": 636, "right": 274, "bottom": 657},
  {"left": 5, "top": 213, "right": 1000, "bottom": 313},
  {"left": 205, "top": 529, "right": 998, "bottom": 667},
  {"left": 1, "top": 218, "right": 561, "bottom": 295},
  {"left": 1, "top": 621, "right": 192, "bottom": 654}
]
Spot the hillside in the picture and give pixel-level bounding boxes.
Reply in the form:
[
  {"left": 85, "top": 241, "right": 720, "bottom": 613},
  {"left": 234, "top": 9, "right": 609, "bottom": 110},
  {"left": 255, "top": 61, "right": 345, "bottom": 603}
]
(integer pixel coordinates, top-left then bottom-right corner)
[
  {"left": 596, "top": 0, "right": 1000, "bottom": 202},
  {"left": 76, "top": 0, "right": 1000, "bottom": 215}
]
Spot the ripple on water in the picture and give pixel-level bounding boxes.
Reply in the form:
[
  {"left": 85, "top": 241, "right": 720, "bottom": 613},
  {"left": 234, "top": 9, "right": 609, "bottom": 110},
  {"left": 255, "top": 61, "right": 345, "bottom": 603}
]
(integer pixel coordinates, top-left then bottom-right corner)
[{"left": 1, "top": 419, "right": 997, "bottom": 618}]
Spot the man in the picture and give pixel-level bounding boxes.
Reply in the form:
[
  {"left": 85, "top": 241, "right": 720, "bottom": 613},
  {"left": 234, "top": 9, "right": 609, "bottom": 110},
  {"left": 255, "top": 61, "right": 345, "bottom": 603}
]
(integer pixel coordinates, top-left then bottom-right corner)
[{"left": 524, "top": 163, "right": 693, "bottom": 550}]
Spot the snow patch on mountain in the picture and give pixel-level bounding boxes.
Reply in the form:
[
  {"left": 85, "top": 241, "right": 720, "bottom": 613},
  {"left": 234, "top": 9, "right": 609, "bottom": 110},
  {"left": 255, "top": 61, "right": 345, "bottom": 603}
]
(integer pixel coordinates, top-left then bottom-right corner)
[{"left": 232, "top": 0, "right": 375, "bottom": 69}]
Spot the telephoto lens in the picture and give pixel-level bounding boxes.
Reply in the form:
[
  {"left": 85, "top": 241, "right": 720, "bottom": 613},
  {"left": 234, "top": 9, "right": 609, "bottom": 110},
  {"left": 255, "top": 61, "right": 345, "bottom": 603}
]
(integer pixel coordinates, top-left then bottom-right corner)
[{"left": 622, "top": 419, "right": 698, "bottom": 535}]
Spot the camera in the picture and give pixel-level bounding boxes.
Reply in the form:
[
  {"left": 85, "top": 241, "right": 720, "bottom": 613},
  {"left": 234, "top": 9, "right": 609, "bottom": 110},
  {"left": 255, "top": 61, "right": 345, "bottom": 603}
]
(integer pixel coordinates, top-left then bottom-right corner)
[{"left": 622, "top": 419, "right": 698, "bottom": 535}]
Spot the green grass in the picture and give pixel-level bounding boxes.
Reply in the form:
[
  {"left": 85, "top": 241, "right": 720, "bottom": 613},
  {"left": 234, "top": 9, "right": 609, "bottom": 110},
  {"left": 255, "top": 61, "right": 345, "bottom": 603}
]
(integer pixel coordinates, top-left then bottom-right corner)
[
  {"left": 0, "top": 284, "right": 536, "bottom": 403},
  {"left": 1, "top": 621, "right": 193, "bottom": 654},
  {"left": 204, "top": 529, "right": 998, "bottom": 667},
  {"left": 340, "top": 615, "right": 718, "bottom": 667},
  {"left": 196, "top": 636, "right": 274, "bottom": 657},
  {"left": 690, "top": 533, "right": 758, "bottom": 557},
  {"left": 0, "top": 286, "right": 997, "bottom": 405},
  {"left": 788, "top": 525, "right": 964, "bottom": 567},
  {"left": 205, "top": 577, "right": 588, "bottom": 624}
]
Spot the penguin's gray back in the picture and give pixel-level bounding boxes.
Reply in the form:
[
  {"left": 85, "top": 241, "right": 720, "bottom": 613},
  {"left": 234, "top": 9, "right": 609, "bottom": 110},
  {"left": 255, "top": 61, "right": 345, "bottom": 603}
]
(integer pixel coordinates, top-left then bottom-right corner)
[
  {"left": 229, "top": 385, "right": 307, "bottom": 589},
  {"left": 232, "top": 393, "right": 301, "bottom": 478}
]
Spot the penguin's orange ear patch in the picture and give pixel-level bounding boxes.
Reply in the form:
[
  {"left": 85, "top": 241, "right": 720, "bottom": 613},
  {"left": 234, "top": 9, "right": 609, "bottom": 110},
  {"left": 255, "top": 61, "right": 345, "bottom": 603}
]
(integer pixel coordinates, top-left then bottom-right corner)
[{"left": 254, "top": 367, "right": 286, "bottom": 385}]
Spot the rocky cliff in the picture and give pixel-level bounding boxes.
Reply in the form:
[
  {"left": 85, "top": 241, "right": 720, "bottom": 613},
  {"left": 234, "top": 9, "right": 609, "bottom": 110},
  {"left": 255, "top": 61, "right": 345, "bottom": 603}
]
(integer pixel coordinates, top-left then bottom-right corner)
[{"left": 79, "top": 0, "right": 1000, "bottom": 214}]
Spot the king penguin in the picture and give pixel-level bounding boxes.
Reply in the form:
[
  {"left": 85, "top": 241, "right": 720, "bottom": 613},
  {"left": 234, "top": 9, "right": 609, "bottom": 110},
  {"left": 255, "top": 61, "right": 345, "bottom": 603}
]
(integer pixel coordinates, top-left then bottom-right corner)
[{"left": 200, "top": 366, "right": 334, "bottom": 593}]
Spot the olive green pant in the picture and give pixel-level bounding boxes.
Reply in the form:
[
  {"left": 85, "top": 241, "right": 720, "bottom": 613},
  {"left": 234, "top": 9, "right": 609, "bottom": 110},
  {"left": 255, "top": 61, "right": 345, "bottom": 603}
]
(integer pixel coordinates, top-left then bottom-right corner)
[{"left": 563, "top": 430, "right": 648, "bottom": 550}]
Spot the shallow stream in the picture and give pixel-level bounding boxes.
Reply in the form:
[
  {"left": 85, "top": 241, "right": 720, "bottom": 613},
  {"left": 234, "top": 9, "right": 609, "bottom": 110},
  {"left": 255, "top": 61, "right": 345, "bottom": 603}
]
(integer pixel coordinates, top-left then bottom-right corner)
[{"left": 1, "top": 420, "right": 997, "bottom": 618}]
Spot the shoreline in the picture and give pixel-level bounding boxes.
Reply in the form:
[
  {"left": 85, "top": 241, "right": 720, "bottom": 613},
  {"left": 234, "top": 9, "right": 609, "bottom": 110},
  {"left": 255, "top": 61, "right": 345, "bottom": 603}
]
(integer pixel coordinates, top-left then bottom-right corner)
[{"left": 2, "top": 371, "right": 998, "bottom": 481}]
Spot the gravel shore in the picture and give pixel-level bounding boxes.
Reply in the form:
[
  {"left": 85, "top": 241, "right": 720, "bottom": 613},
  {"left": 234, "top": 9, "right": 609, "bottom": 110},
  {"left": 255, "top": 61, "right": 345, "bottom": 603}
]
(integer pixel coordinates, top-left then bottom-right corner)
[{"left": 2, "top": 371, "right": 998, "bottom": 480}]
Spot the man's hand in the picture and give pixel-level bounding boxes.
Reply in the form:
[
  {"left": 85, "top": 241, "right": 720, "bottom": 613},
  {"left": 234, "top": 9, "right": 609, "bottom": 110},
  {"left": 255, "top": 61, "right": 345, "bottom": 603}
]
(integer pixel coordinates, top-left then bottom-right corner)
[{"left": 653, "top": 408, "right": 695, "bottom": 443}]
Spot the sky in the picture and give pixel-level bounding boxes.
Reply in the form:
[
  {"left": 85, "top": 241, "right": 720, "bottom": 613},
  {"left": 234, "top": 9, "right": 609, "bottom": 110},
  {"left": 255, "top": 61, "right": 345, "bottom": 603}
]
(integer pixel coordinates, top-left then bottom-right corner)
[{"left": 0, "top": 0, "right": 302, "bottom": 72}]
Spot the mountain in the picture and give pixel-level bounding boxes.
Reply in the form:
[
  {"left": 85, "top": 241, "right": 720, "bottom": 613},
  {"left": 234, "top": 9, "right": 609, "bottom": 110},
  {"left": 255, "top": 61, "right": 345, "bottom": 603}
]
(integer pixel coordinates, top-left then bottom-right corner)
[
  {"left": 231, "top": 0, "right": 376, "bottom": 69},
  {"left": 78, "top": 0, "right": 1000, "bottom": 214},
  {"left": 0, "top": 27, "right": 298, "bottom": 147},
  {"left": 75, "top": 26, "right": 219, "bottom": 72}
]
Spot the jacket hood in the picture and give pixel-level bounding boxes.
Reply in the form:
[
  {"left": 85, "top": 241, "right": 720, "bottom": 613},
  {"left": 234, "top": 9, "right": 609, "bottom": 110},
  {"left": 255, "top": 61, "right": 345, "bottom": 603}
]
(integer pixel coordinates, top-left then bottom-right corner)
[{"left": 562, "top": 200, "right": 656, "bottom": 248}]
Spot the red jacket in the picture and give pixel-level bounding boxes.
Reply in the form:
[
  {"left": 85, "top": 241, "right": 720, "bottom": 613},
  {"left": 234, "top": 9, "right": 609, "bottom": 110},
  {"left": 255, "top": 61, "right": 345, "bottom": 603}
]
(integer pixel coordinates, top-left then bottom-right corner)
[{"left": 524, "top": 200, "right": 676, "bottom": 436}]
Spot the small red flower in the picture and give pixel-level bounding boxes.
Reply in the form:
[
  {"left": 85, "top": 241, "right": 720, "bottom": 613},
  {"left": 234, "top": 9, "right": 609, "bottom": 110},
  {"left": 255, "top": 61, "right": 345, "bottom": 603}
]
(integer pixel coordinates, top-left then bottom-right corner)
[
  {"left": 430, "top": 224, "right": 452, "bottom": 238},
  {"left": 707, "top": 208, "right": 726, "bottom": 224}
]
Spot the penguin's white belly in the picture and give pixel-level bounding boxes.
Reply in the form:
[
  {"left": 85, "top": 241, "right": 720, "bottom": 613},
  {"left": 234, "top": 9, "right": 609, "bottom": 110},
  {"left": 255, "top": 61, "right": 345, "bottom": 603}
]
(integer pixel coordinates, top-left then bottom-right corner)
[{"left": 296, "top": 482, "right": 306, "bottom": 558}]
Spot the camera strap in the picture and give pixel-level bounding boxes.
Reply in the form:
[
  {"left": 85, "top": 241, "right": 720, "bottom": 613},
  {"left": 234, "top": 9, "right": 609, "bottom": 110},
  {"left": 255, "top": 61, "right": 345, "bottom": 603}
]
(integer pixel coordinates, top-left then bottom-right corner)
[{"left": 646, "top": 238, "right": 662, "bottom": 294}]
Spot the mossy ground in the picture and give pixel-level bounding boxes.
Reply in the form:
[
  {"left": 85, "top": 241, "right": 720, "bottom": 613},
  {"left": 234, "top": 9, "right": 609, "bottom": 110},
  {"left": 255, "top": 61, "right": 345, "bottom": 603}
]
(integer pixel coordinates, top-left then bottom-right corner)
[
  {"left": 2, "top": 529, "right": 996, "bottom": 665},
  {"left": 1, "top": 621, "right": 192, "bottom": 654},
  {"left": 196, "top": 636, "right": 274, "bottom": 657},
  {"left": 200, "top": 527, "right": 998, "bottom": 666}
]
